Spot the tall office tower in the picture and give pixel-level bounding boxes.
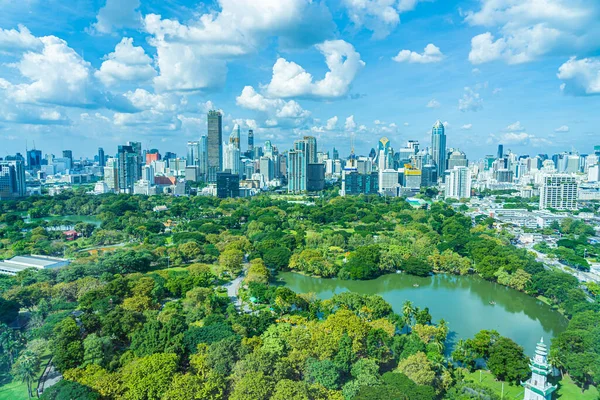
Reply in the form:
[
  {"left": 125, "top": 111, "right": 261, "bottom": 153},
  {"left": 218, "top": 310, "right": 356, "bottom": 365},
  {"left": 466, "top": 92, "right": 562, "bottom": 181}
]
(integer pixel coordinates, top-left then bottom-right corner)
[
  {"left": 332, "top": 147, "right": 339, "bottom": 161},
  {"left": 98, "top": 148, "right": 105, "bottom": 168},
  {"left": 386, "top": 147, "right": 394, "bottom": 169},
  {"left": 62, "top": 150, "right": 73, "bottom": 165},
  {"left": 248, "top": 129, "right": 254, "bottom": 156},
  {"left": 304, "top": 136, "right": 317, "bottom": 164},
  {"left": 26, "top": 149, "right": 42, "bottom": 170},
  {"left": 223, "top": 142, "right": 241, "bottom": 177},
  {"left": 279, "top": 153, "right": 287, "bottom": 179},
  {"left": 104, "top": 158, "right": 119, "bottom": 191},
  {"left": 259, "top": 156, "right": 274, "bottom": 182},
  {"left": 127, "top": 141, "right": 143, "bottom": 178},
  {"left": 307, "top": 163, "right": 325, "bottom": 192},
  {"left": 539, "top": 174, "right": 578, "bottom": 210},
  {"left": 264, "top": 141, "right": 273, "bottom": 158},
  {"left": 497, "top": 144, "right": 504, "bottom": 159},
  {"left": 117, "top": 145, "right": 138, "bottom": 194},
  {"left": 187, "top": 141, "right": 200, "bottom": 166},
  {"left": 431, "top": 120, "right": 447, "bottom": 179},
  {"left": 421, "top": 164, "right": 438, "bottom": 187},
  {"left": 199, "top": 135, "right": 208, "bottom": 180},
  {"left": 447, "top": 149, "right": 468, "bottom": 170},
  {"left": 207, "top": 110, "right": 223, "bottom": 182},
  {"left": 0, "top": 160, "right": 26, "bottom": 199},
  {"left": 288, "top": 140, "right": 308, "bottom": 193},
  {"left": 230, "top": 124, "right": 241, "bottom": 149},
  {"left": 445, "top": 166, "right": 472, "bottom": 200}
]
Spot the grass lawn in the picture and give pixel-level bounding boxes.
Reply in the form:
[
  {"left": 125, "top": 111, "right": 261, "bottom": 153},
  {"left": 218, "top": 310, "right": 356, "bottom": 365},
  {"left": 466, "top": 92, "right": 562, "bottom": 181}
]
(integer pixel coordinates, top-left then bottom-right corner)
[
  {"left": 0, "top": 352, "right": 52, "bottom": 400},
  {"left": 465, "top": 370, "right": 524, "bottom": 399},
  {"left": 554, "top": 375, "right": 599, "bottom": 399}
]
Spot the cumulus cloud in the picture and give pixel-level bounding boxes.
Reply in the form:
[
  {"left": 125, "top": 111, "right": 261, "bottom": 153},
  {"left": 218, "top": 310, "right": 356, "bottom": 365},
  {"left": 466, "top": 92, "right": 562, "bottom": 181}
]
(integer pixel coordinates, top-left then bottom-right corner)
[
  {"left": 393, "top": 44, "right": 444, "bottom": 63},
  {"left": 144, "top": 0, "right": 335, "bottom": 92},
  {"left": 4, "top": 35, "right": 136, "bottom": 112},
  {"left": 427, "top": 99, "right": 441, "bottom": 108},
  {"left": 264, "top": 40, "right": 365, "bottom": 99},
  {"left": 326, "top": 116, "right": 338, "bottom": 130},
  {"left": 342, "top": 0, "right": 431, "bottom": 39},
  {"left": 90, "top": 0, "right": 141, "bottom": 34},
  {"left": 96, "top": 38, "right": 156, "bottom": 86},
  {"left": 557, "top": 57, "right": 600, "bottom": 96},
  {"left": 345, "top": 115, "right": 357, "bottom": 131},
  {"left": 0, "top": 25, "right": 42, "bottom": 52},
  {"left": 236, "top": 86, "right": 310, "bottom": 122},
  {"left": 461, "top": 124, "right": 473, "bottom": 130},
  {"left": 465, "top": 0, "right": 600, "bottom": 64},
  {"left": 458, "top": 87, "right": 483, "bottom": 112},
  {"left": 490, "top": 131, "right": 550, "bottom": 146},
  {"left": 555, "top": 125, "right": 570, "bottom": 132},
  {"left": 506, "top": 121, "right": 525, "bottom": 131}
]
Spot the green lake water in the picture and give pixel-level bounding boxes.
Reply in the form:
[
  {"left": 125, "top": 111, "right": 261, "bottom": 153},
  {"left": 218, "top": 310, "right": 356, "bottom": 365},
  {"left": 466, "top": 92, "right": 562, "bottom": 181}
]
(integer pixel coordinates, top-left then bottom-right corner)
[
  {"left": 26, "top": 215, "right": 102, "bottom": 226},
  {"left": 279, "top": 272, "right": 568, "bottom": 356}
]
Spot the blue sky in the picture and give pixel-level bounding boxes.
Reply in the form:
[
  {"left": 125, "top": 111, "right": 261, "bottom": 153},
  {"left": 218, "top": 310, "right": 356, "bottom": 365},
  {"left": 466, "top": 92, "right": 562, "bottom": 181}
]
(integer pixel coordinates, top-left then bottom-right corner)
[{"left": 1, "top": 0, "right": 599, "bottom": 159}]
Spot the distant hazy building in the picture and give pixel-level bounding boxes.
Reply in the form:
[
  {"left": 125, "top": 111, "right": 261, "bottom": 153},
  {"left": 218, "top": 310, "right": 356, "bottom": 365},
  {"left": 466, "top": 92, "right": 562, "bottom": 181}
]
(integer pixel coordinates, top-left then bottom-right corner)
[
  {"left": 445, "top": 166, "right": 472, "bottom": 200},
  {"left": 248, "top": 129, "right": 254, "bottom": 156},
  {"left": 259, "top": 156, "right": 274, "bottom": 182},
  {"left": 187, "top": 141, "right": 200, "bottom": 166},
  {"left": 431, "top": 120, "right": 447, "bottom": 179},
  {"left": 98, "top": 147, "right": 105, "bottom": 168},
  {"left": 539, "top": 174, "right": 578, "bottom": 210},
  {"left": 447, "top": 149, "right": 468, "bottom": 170},
  {"left": 0, "top": 160, "right": 26, "bottom": 199},
  {"left": 207, "top": 110, "right": 223, "bottom": 182},
  {"left": 217, "top": 170, "right": 240, "bottom": 198},
  {"left": 26, "top": 149, "right": 42, "bottom": 171}
]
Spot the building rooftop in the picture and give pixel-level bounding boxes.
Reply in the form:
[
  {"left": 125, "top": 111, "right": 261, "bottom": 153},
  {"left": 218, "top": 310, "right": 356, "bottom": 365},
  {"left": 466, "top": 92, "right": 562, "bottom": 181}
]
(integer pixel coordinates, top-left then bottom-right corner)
[{"left": 0, "top": 255, "right": 70, "bottom": 276}]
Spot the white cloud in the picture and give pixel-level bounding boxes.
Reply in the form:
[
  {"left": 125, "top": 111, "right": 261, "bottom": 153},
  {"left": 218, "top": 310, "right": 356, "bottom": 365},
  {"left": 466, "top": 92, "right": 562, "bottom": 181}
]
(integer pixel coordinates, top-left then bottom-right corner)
[
  {"left": 427, "top": 99, "right": 441, "bottom": 108},
  {"left": 461, "top": 123, "right": 473, "bottom": 130},
  {"left": 506, "top": 121, "right": 525, "bottom": 131},
  {"left": 4, "top": 35, "right": 135, "bottom": 111},
  {"left": 0, "top": 25, "right": 42, "bottom": 52},
  {"left": 345, "top": 115, "right": 357, "bottom": 131},
  {"left": 144, "top": 0, "right": 334, "bottom": 92},
  {"left": 555, "top": 125, "right": 570, "bottom": 132},
  {"left": 458, "top": 87, "right": 483, "bottom": 112},
  {"left": 264, "top": 40, "right": 365, "bottom": 99},
  {"left": 90, "top": 0, "right": 141, "bottom": 34},
  {"left": 96, "top": 38, "right": 156, "bottom": 86},
  {"left": 490, "top": 131, "right": 550, "bottom": 146},
  {"left": 393, "top": 44, "right": 444, "bottom": 63},
  {"left": 403, "top": 122, "right": 409, "bottom": 126},
  {"left": 342, "top": 0, "right": 431, "bottom": 39},
  {"left": 465, "top": 0, "right": 600, "bottom": 64},
  {"left": 492, "top": 88, "right": 502, "bottom": 95},
  {"left": 326, "top": 116, "right": 338, "bottom": 130},
  {"left": 557, "top": 57, "right": 600, "bottom": 96},
  {"left": 236, "top": 86, "right": 310, "bottom": 120},
  {"left": 123, "top": 89, "right": 180, "bottom": 112}
]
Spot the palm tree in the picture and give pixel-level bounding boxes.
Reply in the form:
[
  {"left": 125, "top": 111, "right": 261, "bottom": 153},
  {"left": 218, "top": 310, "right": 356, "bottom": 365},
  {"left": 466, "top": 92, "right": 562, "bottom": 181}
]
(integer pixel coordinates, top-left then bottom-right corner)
[
  {"left": 402, "top": 300, "right": 415, "bottom": 333},
  {"left": 11, "top": 351, "right": 40, "bottom": 398}
]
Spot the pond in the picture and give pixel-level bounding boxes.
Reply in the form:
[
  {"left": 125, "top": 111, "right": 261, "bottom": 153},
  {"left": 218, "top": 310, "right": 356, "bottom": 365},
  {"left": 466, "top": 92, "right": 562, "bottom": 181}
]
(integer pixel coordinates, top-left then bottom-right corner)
[
  {"left": 279, "top": 272, "right": 568, "bottom": 356},
  {"left": 25, "top": 215, "right": 102, "bottom": 227}
]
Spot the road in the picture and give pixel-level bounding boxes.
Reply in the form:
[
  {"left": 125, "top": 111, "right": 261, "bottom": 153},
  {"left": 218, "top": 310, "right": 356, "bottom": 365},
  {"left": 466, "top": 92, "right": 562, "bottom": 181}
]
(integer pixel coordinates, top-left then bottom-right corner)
[{"left": 222, "top": 263, "right": 251, "bottom": 312}]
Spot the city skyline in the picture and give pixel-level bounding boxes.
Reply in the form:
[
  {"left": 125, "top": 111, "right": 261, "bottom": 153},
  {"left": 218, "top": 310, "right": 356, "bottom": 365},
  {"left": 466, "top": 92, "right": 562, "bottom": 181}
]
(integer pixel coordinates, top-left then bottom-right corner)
[{"left": 1, "top": 1, "right": 599, "bottom": 158}]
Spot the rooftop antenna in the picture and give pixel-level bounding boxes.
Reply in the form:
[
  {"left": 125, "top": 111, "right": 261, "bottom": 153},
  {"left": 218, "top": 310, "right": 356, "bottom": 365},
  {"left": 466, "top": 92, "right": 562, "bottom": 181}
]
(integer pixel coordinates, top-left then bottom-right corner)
[{"left": 350, "top": 132, "right": 355, "bottom": 155}]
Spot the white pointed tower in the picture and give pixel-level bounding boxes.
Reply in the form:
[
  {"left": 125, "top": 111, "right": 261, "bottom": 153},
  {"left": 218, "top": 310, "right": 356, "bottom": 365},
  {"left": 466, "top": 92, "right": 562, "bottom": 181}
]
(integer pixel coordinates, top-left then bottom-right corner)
[{"left": 522, "top": 337, "right": 557, "bottom": 400}]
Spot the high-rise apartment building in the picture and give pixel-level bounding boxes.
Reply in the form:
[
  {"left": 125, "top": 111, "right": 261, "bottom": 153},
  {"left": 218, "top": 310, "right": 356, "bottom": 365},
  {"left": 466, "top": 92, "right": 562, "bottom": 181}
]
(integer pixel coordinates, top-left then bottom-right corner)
[
  {"left": 0, "top": 160, "right": 26, "bottom": 199},
  {"left": 304, "top": 136, "right": 317, "bottom": 164},
  {"left": 445, "top": 166, "right": 472, "bottom": 200},
  {"left": 207, "top": 110, "right": 223, "bottom": 182},
  {"left": 288, "top": 140, "right": 308, "bottom": 193},
  {"left": 199, "top": 135, "right": 208, "bottom": 180},
  {"left": 431, "top": 120, "right": 447, "bottom": 179},
  {"left": 117, "top": 145, "right": 138, "bottom": 194},
  {"left": 248, "top": 129, "right": 254, "bottom": 156},
  {"left": 539, "top": 174, "right": 578, "bottom": 210}
]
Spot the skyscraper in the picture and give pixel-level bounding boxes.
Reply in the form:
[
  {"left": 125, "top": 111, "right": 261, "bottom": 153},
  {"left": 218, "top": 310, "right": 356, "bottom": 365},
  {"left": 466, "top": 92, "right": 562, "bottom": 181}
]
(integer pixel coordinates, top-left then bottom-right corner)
[
  {"left": 497, "top": 144, "right": 504, "bottom": 159},
  {"left": 98, "top": 148, "right": 105, "bottom": 168},
  {"left": 26, "top": 149, "right": 42, "bottom": 170},
  {"left": 117, "top": 145, "right": 138, "bottom": 194},
  {"left": 230, "top": 124, "right": 241, "bottom": 149},
  {"left": 207, "top": 110, "right": 223, "bottom": 182},
  {"left": 0, "top": 160, "right": 26, "bottom": 199},
  {"left": 187, "top": 141, "right": 200, "bottom": 166},
  {"left": 248, "top": 129, "right": 254, "bottom": 156},
  {"left": 199, "top": 135, "right": 208, "bottom": 180},
  {"left": 304, "top": 136, "right": 317, "bottom": 164},
  {"left": 62, "top": 150, "right": 73, "bottom": 165},
  {"left": 431, "top": 120, "right": 447, "bottom": 179},
  {"left": 288, "top": 140, "right": 308, "bottom": 193}
]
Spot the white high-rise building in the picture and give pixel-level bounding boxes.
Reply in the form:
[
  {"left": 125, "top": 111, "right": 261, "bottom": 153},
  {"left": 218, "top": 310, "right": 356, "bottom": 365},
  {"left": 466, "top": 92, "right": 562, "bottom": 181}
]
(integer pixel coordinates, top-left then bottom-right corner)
[
  {"left": 223, "top": 142, "right": 241, "bottom": 177},
  {"left": 445, "top": 166, "right": 472, "bottom": 199},
  {"left": 539, "top": 174, "right": 578, "bottom": 210}
]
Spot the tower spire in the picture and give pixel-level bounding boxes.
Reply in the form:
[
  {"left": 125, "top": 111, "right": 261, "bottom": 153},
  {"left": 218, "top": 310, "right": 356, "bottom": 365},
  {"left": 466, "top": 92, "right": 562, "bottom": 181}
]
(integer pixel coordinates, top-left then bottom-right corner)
[{"left": 521, "top": 337, "right": 556, "bottom": 400}]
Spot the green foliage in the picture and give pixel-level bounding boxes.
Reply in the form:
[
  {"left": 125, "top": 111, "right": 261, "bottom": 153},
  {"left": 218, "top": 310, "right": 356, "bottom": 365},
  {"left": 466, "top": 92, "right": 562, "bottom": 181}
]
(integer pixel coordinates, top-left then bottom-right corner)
[{"left": 39, "top": 380, "right": 100, "bottom": 400}]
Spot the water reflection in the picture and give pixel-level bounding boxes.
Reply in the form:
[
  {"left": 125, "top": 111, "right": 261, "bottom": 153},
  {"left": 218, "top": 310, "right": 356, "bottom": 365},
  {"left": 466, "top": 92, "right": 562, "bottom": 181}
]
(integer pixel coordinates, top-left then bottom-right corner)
[{"left": 280, "top": 272, "right": 568, "bottom": 356}]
